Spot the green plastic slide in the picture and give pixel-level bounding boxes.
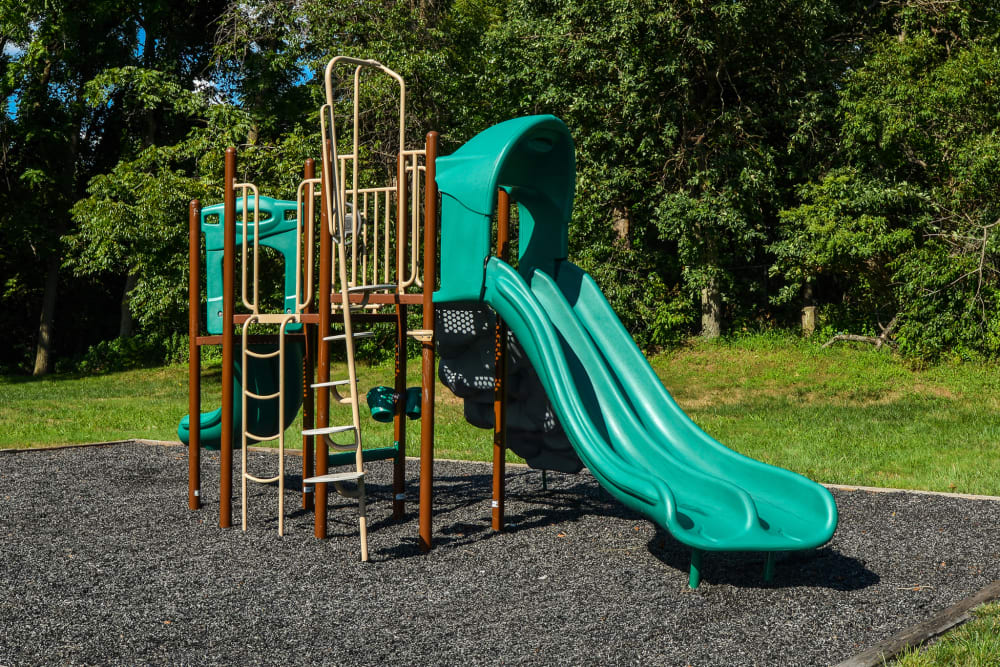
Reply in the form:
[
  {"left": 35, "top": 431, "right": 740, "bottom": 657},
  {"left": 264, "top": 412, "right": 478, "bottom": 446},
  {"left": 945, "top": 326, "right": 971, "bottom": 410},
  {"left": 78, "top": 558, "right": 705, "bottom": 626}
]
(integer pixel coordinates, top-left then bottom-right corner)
[
  {"left": 433, "top": 114, "right": 837, "bottom": 585},
  {"left": 484, "top": 258, "right": 838, "bottom": 553}
]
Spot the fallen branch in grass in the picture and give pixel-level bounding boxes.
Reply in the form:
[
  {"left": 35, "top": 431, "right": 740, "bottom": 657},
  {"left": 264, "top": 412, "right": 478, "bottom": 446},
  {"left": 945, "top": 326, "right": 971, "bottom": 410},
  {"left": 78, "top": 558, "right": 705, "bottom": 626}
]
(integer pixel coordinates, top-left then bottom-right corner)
[{"left": 822, "top": 314, "right": 899, "bottom": 350}]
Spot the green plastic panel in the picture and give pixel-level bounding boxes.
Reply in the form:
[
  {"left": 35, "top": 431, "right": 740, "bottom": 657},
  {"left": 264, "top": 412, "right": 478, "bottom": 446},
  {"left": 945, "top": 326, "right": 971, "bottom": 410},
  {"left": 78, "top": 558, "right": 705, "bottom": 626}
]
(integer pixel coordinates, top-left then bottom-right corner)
[
  {"left": 434, "top": 115, "right": 575, "bottom": 302},
  {"left": 201, "top": 195, "right": 301, "bottom": 335}
]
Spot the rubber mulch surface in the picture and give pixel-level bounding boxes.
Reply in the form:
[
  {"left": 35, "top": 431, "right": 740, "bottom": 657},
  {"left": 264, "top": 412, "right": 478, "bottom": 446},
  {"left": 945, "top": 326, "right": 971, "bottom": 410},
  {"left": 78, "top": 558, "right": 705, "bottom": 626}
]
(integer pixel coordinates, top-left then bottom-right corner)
[{"left": 2, "top": 442, "right": 998, "bottom": 666}]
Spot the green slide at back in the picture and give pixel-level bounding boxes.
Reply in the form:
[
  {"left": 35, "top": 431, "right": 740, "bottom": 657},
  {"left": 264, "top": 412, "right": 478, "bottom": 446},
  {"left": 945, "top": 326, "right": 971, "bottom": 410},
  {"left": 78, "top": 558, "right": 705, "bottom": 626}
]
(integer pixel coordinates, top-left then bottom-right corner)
[
  {"left": 177, "top": 342, "right": 303, "bottom": 450},
  {"left": 180, "top": 194, "right": 305, "bottom": 449}
]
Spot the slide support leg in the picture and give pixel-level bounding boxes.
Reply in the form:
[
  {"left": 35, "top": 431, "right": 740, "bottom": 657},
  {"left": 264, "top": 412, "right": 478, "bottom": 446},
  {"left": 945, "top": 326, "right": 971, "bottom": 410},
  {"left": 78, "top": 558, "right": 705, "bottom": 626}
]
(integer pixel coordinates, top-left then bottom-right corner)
[
  {"left": 689, "top": 549, "right": 702, "bottom": 589},
  {"left": 764, "top": 552, "right": 776, "bottom": 583}
]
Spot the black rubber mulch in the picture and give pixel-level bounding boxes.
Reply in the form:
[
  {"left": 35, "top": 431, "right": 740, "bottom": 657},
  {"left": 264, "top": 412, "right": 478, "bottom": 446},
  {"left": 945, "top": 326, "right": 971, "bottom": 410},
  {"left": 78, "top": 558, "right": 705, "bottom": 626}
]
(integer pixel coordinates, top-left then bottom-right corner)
[{"left": 1, "top": 442, "right": 998, "bottom": 666}]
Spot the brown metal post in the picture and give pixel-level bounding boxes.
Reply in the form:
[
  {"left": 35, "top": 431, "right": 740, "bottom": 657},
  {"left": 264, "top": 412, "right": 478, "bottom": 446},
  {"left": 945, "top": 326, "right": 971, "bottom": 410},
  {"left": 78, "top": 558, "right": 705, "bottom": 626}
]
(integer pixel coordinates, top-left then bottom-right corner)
[
  {"left": 492, "top": 188, "right": 510, "bottom": 531},
  {"left": 315, "top": 146, "right": 333, "bottom": 539},
  {"left": 419, "top": 132, "right": 439, "bottom": 551},
  {"left": 188, "top": 199, "right": 202, "bottom": 511},
  {"left": 219, "top": 147, "right": 236, "bottom": 528},
  {"left": 301, "top": 158, "right": 316, "bottom": 511}
]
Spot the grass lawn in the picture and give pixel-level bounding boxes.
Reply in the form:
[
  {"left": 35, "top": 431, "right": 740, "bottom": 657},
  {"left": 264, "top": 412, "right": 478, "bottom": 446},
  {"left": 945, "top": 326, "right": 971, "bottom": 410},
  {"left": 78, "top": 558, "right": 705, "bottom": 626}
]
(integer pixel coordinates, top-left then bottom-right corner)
[
  {"left": 653, "top": 334, "right": 1000, "bottom": 496},
  {"left": 0, "top": 357, "right": 487, "bottom": 462},
  {"left": 3, "top": 333, "right": 1000, "bottom": 495},
  {"left": 893, "top": 603, "right": 1000, "bottom": 666}
]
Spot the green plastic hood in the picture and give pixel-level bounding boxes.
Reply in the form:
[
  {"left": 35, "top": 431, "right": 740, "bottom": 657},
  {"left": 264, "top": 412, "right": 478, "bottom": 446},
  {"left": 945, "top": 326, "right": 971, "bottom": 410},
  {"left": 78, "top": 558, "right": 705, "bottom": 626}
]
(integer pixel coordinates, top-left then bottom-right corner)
[{"left": 434, "top": 115, "right": 575, "bottom": 302}]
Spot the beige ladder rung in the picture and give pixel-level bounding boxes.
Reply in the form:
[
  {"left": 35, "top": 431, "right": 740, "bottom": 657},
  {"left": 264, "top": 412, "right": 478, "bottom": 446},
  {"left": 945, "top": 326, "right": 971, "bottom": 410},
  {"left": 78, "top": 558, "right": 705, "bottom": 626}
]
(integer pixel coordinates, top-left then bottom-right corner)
[
  {"left": 326, "top": 439, "right": 357, "bottom": 452},
  {"left": 245, "top": 389, "right": 280, "bottom": 400},
  {"left": 407, "top": 329, "right": 433, "bottom": 342},
  {"left": 245, "top": 431, "right": 281, "bottom": 441},
  {"left": 304, "top": 471, "right": 365, "bottom": 485},
  {"left": 348, "top": 283, "right": 396, "bottom": 293},
  {"left": 324, "top": 331, "right": 375, "bottom": 342},
  {"left": 302, "top": 424, "right": 356, "bottom": 437},
  {"left": 245, "top": 473, "right": 281, "bottom": 484},
  {"left": 245, "top": 348, "right": 281, "bottom": 359},
  {"left": 312, "top": 379, "right": 355, "bottom": 389}
]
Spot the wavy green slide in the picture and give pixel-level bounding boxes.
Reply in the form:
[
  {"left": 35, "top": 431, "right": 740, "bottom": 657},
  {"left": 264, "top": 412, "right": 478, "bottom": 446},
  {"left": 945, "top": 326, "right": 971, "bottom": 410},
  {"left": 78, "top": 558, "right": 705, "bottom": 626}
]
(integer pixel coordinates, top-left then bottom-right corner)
[{"left": 434, "top": 114, "right": 837, "bottom": 586}]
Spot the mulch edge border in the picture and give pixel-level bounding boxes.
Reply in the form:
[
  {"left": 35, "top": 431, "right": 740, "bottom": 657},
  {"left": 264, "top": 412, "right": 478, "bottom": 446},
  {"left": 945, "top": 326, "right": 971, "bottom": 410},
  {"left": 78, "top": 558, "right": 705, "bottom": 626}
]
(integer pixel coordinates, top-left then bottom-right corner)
[
  {"left": 0, "top": 439, "right": 540, "bottom": 467},
  {"left": 5, "top": 441, "right": 1000, "bottom": 500},
  {"left": 834, "top": 579, "right": 1000, "bottom": 667}
]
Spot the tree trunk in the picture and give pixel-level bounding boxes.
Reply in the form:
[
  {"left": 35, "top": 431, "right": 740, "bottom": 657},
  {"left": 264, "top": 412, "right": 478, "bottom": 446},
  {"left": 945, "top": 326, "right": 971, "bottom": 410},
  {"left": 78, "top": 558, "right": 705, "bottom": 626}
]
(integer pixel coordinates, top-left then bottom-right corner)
[
  {"left": 612, "top": 204, "right": 631, "bottom": 249},
  {"left": 700, "top": 239, "right": 722, "bottom": 338},
  {"left": 32, "top": 253, "right": 60, "bottom": 376},
  {"left": 801, "top": 282, "right": 816, "bottom": 336},
  {"left": 118, "top": 273, "right": 138, "bottom": 338},
  {"left": 700, "top": 275, "right": 722, "bottom": 338},
  {"left": 31, "top": 96, "right": 80, "bottom": 374}
]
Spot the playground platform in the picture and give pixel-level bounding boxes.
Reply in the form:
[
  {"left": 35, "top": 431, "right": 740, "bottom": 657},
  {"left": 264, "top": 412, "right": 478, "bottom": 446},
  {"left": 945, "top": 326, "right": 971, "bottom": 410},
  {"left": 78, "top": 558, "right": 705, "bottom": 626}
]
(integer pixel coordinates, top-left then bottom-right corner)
[{"left": 2, "top": 441, "right": 999, "bottom": 665}]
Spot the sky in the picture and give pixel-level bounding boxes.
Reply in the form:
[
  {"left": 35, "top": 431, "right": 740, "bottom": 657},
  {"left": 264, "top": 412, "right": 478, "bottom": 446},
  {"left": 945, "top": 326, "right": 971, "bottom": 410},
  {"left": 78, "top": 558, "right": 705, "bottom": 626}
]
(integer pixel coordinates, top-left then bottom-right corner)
[{"left": 4, "top": 42, "right": 24, "bottom": 118}]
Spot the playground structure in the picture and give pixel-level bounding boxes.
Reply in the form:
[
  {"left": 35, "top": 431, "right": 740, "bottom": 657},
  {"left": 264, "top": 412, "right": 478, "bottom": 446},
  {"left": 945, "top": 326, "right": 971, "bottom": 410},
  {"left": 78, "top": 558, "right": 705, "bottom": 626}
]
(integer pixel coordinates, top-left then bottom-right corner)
[
  {"left": 182, "top": 57, "right": 838, "bottom": 586},
  {"left": 183, "top": 57, "right": 440, "bottom": 559}
]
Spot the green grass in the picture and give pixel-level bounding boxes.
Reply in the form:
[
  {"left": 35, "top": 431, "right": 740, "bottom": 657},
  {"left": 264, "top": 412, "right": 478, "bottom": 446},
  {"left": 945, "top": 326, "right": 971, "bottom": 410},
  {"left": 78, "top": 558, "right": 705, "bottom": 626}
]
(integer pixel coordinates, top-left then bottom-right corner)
[
  {"left": 0, "top": 366, "right": 194, "bottom": 446},
  {"left": 650, "top": 334, "right": 1000, "bottom": 496},
  {"left": 892, "top": 603, "right": 1000, "bottom": 666},
  {"left": 0, "top": 358, "right": 490, "bottom": 460},
  {"left": 4, "top": 332, "right": 1000, "bottom": 495}
]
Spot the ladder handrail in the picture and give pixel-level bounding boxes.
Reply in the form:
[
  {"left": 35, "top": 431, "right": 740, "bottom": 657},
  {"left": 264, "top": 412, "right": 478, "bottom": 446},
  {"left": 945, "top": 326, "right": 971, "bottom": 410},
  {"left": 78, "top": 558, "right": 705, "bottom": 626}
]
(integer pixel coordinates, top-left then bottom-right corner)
[
  {"left": 295, "top": 177, "right": 321, "bottom": 312},
  {"left": 320, "top": 56, "right": 425, "bottom": 296},
  {"left": 240, "top": 312, "right": 297, "bottom": 537}
]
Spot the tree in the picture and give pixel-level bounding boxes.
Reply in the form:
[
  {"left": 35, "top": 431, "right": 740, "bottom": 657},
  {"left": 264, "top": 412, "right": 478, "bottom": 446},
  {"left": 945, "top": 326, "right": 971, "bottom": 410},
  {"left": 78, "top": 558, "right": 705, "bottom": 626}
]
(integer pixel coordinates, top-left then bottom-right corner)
[
  {"left": 473, "top": 0, "right": 874, "bottom": 341},
  {"left": 0, "top": 0, "right": 229, "bottom": 373},
  {"left": 2, "top": 0, "right": 139, "bottom": 374},
  {"left": 772, "top": 2, "right": 1000, "bottom": 358}
]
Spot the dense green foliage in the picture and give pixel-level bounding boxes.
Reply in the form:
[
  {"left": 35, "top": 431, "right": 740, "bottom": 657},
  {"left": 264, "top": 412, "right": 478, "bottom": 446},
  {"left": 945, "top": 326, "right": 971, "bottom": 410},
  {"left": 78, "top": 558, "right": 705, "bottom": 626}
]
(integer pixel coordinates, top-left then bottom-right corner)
[
  {"left": 3, "top": 0, "right": 1000, "bottom": 372},
  {"left": 773, "top": 3, "right": 1000, "bottom": 359}
]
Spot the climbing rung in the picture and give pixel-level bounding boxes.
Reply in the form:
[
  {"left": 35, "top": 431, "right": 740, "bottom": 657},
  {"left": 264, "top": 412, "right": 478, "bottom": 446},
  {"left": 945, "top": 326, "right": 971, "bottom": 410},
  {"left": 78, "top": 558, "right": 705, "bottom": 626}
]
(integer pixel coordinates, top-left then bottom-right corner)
[
  {"left": 329, "top": 445, "right": 399, "bottom": 467},
  {"left": 304, "top": 471, "right": 365, "bottom": 485},
  {"left": 311, "top": 379, "right": 355, "bottom": 389},
  {"left": 245, "top": 389, "right": 280, "bottom": 400},
  {"left": 250, "top": 313, "right": 299, "bottom": 325},
  {"left": 407, "top": 329, "right": 433, "bottom": 342},
  {"left": 348, "top": 283, "right": 396, "bottom": 293},
  {"left": 245, "top": 348, "right": 281, "bottom": 359},
  {"left": 245, "top": 431, "right": 281, "bottom": 441},
  {"left": 302, "top": 424, "right": 356, "bottom": 437},
  {"left": 326, "top": 438, "right": 357, "bottom": 452},
  {"left": 245, "top": 473, "right": 281, "bottom": 484},
  {"left": 324, "top": 331, "right": 375, "bottom": 342}
]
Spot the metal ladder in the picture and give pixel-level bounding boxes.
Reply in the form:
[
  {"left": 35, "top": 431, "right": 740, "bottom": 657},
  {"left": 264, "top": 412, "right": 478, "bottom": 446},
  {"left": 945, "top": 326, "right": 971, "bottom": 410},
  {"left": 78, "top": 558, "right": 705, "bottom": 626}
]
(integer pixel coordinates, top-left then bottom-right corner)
[
  {"left": 237, "top": 181, "right": 311, "bottom": 538},
  {"left": 298, "top": 97, "right": 400, "bottom": 563},
  {"left": 301, "top": 307, "right": 372, "bottom": 562}
]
